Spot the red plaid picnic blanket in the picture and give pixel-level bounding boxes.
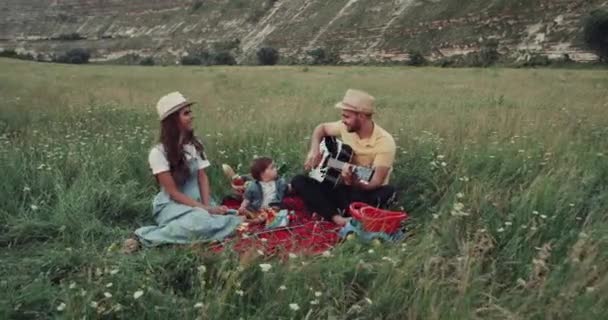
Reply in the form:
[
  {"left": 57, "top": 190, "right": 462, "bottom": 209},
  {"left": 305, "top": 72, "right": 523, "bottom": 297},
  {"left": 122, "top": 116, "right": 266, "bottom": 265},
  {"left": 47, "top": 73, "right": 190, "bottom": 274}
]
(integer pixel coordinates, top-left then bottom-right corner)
[{"left": 214, "top": 197, "right": 341, "bottom": 256}]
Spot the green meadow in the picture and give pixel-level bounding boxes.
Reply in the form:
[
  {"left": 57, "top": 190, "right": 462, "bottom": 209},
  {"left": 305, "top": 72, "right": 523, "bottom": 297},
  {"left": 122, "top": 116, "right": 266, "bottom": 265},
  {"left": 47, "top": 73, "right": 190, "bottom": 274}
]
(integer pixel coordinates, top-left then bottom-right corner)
[{"left": 1, "top": 58, "right": 607, "bottom": 319}]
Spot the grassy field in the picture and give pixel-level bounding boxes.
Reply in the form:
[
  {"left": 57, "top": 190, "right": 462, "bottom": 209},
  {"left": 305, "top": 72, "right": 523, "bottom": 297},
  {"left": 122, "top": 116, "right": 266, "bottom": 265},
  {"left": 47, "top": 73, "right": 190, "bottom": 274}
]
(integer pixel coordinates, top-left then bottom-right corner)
[{"left": 1, "top": 58, "right": 607, "bottom": 319}]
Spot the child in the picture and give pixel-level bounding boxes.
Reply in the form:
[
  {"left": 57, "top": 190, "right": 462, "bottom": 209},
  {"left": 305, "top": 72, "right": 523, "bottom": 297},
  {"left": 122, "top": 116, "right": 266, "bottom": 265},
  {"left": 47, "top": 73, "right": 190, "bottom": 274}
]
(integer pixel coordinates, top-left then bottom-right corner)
[{"left": 238, "top": 157, "right": 290, "bottom": 216}]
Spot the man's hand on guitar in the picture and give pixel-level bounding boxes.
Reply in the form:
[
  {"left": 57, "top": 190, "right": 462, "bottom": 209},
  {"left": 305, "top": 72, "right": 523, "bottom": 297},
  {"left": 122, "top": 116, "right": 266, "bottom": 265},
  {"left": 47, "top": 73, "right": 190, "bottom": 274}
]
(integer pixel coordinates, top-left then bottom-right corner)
[
  {"left": 341, "top": 164, "right": 355, "bottom": 186},
  {"left": 304, "top": 149, "right": 322, "bottom": 171}
]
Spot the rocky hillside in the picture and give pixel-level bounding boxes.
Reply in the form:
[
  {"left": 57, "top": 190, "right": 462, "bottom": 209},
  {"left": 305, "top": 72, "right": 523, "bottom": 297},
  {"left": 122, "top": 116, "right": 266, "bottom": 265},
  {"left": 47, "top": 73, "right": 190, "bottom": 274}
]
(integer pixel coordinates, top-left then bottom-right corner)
[{"left": 0, "top": 0, "right": 605, "bottom": 64}]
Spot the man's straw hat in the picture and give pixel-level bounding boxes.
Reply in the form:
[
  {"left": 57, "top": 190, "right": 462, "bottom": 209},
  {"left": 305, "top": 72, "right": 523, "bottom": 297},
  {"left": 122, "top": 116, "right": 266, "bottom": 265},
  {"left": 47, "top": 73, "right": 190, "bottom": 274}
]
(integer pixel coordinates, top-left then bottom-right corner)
[{"left": 335, "top": 89, "right": 375, "bottom": 114}]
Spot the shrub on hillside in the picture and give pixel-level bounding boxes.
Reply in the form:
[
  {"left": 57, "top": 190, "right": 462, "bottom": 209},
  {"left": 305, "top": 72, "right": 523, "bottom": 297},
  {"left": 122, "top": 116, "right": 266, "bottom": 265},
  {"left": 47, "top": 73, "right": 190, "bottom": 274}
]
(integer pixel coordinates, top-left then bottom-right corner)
[
  {"left": 583, "top": 9, "right": 608, "bottom": 62},
  {"left": 478, "top": 40, "right": 500, "bottom": 67},
  {"left": 55, "top": 48, "right": 90, "bottom": 64},
  {"left": 0, "top": 49, "right": 34, "bottom": 61},
  {"left": 56, "top": 33, "right": 85, "bottom": 41},
  {"left": 407, "top": 50, "right": 426, "bottom": 66},
  {"left": 256, "top": 47, "right": 279, "bottom": 65},
  {"left": 190, "top": 1, "right": 203, "bottom": 12},
  {"left": 212, "top": 51, "right": 236, "bottom": 65},
  {"left": 181, "top": 55, "right": 202, "bottom": 65},
  {"left": 139, "top": 57, "right": 155, "bottom": 66},
  {"left": 307, "top": 48, "right": 340, "bottom": 65}
]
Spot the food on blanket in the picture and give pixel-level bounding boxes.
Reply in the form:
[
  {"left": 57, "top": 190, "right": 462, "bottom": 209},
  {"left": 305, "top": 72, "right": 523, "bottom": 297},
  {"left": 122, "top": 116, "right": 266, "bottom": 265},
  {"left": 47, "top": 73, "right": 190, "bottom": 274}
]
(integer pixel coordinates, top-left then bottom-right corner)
[{"left": 232, "top": 176, "right": 245, "bottom": 186}]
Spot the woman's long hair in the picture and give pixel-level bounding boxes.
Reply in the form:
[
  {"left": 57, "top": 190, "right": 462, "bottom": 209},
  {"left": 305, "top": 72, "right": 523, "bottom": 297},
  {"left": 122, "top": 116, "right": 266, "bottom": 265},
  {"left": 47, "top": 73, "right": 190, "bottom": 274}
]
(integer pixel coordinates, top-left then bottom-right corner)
[{"left": 159, "top": 111, "right": 205, "bottom": 185}]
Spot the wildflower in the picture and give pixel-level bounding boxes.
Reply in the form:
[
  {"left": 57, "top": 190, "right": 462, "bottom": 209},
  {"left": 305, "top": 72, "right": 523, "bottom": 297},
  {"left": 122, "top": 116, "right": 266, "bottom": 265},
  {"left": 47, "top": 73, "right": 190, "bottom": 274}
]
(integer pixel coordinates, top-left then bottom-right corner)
[
  {"left": 289, "top": 303, "right": 300, "bottom": 311},
  {"left": 69, "top": 282, "right": 76, "bottom": 289},
  {"left": 90, "top": 301, "right": 98, "bottom": 308},
  {"left": 259, "top": 264, "right": 272, "bottom": 272},
  {"left": 194, "top": 302, "right": 204, "bottom": 308},
  {"left": 569, "top": 203, "right": 575, "bottom": 207},
  {"left": 314, "top": 291, "right": 322, "bottom": 297},
  {"left": 235, "top": 290, "right": 244, "bottom": 296},
  {"left": 110, "top": 269, "right": 119, "bottom": 275},
  {"left": 310, "top": 299, "right": 319, "bottom": 305},
  {"left": 321, "top": 250, "right": 332, "bottom": 257},
  {"left": 437, "top": 155, "right": 445, "bottom": 160},
  {"left": 57, "top": 303, "right": 66, "bottom": 311},
  {"left": 453, "top": 202, "right": 465, "bottom": 211},
  {"left": 368, "top": 249, "right": 374, "bottom": 254},
  {"left": 106, "top": 283, "right": 113, "bottom": 288},
  {"left": 279, "top": 285, "right": 287, "bottom": 291},
  {"left": 456, "top": 192, "right": 464, "bottom": 199},
  {"left": 365, "top": 297, "right": 373, "bottom": 305},
  {"left": 30, "top": 204, "right": 39, "bottom": 211},
  {"left": 197, "top": 265, "right": 206, "bottom": 273},
  {"left": 497, "top": 227, "right": 505, "bottom": 233},
  {"left": 133, "top": 290, "right": 144, "bottom": 300},
  {"left": 23, "top": 186, "right": 31, "bottom": 192},
  {"left": 432, "top": 214, "right": 439, "bottom": 219},
  {"left": 104, "top": 292, "right": 112, "bottom": 298},
  {"left": 440, "top": 162, "right": 447, "bottom": 167},
  {"left": 530, "top": 226, "right": 538, "bottom": 231},
  {"left": 113, "top": 303, "right": 123, "bottom": 312},
  {"left": 532, "top": 210, "right": 539, "bottom": 215},
  {"left": 504, "top": 221, "right": 513, "bottom": 227},
  {"left": 288, "top": 253, "right": 297, "bottom": 259},
  {"left": 540, "top": 214, "right": 547, "bottom": 219}
]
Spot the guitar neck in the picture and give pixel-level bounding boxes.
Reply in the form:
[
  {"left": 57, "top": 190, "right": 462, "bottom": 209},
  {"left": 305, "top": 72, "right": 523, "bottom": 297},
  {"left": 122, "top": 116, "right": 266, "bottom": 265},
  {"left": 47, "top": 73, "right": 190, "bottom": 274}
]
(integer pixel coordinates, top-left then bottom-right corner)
[{"left": 326, "top": 158, "right": 373, "bottom": 181}]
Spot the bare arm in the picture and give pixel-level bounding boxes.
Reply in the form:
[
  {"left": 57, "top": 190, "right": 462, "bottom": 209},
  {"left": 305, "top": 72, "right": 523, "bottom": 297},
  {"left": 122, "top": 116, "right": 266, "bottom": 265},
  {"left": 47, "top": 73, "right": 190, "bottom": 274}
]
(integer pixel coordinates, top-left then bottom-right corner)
[
  {"left": 157, "top": 172, "right": 206, "bottom": 208},
  {"left": 356, "top": 166, "right": 390, "bottom": 190},
  {"left": 238, "top": 199, "right": 250, "bottom": 214},
  {"left": 156, "top": 171, "right": 227, "bottom": 214},
  {"left": 198, "top": 169, "right": 211, "bottom": 206}
]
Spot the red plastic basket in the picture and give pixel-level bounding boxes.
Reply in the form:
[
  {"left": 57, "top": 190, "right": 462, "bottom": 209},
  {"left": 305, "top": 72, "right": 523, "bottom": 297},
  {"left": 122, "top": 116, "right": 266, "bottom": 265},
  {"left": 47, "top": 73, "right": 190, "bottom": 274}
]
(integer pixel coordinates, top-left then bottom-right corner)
[{"left": 349, "top": 202, "right": 408, "bottom": 233}]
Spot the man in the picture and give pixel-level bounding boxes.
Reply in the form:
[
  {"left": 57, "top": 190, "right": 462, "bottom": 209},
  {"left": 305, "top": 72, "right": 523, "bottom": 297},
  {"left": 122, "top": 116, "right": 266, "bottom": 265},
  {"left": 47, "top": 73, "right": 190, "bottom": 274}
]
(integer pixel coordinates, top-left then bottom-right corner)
[{"left": 291, "top": 89, "right": 397, "bottom": 226}]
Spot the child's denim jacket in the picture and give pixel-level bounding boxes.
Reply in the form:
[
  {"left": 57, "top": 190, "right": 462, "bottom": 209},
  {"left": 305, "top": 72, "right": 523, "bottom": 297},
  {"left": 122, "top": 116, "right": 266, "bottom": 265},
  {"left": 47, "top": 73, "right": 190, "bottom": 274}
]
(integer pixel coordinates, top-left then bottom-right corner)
[{"left": 244, "top": 178, "right": 289, "bottom": 211}]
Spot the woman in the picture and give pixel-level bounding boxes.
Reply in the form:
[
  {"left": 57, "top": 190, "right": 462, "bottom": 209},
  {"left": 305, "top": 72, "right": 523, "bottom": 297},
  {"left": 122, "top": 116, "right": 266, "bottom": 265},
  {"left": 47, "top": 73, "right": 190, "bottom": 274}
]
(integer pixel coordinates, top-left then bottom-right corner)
[{"left": 123, "top": 92, "right": 243, "bottom": 252}]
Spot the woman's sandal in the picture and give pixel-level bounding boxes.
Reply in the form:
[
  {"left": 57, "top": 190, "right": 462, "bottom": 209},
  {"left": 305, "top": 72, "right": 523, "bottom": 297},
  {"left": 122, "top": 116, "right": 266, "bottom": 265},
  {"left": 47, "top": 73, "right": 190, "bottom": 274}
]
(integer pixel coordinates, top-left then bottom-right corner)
[{"left": 121, "top": 236, "right": 141, "bottom": 254}]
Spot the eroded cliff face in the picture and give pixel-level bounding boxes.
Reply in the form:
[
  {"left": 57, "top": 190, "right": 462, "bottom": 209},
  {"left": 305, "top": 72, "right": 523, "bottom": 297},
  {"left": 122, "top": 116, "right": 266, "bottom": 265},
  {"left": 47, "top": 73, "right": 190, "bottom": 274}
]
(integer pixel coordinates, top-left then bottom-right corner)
[{"left": 0, "top": 0, "right": 604, "bottom": 63}]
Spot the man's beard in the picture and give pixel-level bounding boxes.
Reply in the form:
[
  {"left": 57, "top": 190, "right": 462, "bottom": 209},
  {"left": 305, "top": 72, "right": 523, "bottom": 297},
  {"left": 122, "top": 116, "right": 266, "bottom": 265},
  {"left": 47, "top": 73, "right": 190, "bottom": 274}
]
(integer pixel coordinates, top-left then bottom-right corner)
[{"left": 345, "top": 121, "right": 360, "bottom": 133}]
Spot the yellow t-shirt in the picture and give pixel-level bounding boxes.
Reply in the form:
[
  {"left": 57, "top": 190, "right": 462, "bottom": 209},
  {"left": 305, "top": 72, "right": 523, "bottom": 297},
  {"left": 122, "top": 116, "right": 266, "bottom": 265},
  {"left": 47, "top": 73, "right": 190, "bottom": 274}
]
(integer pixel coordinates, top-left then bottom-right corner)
[{"left": 325, "top": 121, "right": 396, "bottom": 184}]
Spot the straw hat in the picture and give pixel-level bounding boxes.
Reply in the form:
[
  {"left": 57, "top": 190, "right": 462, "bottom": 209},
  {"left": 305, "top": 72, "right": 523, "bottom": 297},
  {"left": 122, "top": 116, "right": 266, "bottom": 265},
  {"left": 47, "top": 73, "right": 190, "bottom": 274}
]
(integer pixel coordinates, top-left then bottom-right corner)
[
  {"left": 335, "top": 89, "right": 375, "bottom": 114},
  {"left": 156, "top": 91, "right": 195, "bottom": 120}
]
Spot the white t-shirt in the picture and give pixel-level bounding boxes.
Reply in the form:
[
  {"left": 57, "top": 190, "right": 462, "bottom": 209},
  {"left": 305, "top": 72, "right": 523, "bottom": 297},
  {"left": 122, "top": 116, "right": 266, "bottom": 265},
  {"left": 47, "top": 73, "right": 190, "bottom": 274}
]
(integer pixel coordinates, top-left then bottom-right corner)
[
  {"left": 259, "top": 181, "right": 277, "bottom": 208},
  {"left": 148, "top": 143, "right": 210, "bottom": 175}
]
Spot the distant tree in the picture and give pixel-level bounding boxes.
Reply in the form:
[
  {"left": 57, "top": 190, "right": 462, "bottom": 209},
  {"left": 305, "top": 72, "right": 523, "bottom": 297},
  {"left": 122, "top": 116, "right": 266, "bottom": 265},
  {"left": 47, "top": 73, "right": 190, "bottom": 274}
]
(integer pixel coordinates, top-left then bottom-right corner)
[
  {"left": 211, "top": 51, "right": 236, "bottom": 65},
  {"left": 256, "top": 47, "right": 279, "bottom": 65},
  {"left": 191, "top": 1, "right": 203, "bottom": 12},
  {"left": 583, "top": 9, "right": 608, "bottom": 62},
  {"left": 478, "top": 40, "right": 500, "bottom": 67},
  {"left": 55, "top": 48, "right": 90, "bottom": 64},
  {"left": 139, "top": 57, "right": 155, "bottom": 66},
  {"left": 407, "top": 50, "right": 426, "bottom": 66},
  {"left": 181, "top": 55, "right": 202, "bottom": 65},
  {"left": 307, "top": 48, "right": 340, "bottom": 65}
]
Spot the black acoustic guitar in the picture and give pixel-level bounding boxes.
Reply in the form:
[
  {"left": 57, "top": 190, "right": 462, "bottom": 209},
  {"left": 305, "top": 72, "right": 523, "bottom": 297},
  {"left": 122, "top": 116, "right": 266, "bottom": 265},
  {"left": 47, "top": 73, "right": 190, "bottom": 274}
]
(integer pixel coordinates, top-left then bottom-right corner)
[{"left": 308, "top": 136, "right": 375, "bottom": 187}]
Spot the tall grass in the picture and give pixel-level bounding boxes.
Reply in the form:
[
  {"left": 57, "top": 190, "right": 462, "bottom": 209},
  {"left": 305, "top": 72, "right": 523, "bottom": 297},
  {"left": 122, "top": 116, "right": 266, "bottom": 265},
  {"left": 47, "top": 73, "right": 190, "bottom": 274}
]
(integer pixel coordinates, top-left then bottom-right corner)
[{"left": 1, "top": 58, "right": 607, "bottom": 319}]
